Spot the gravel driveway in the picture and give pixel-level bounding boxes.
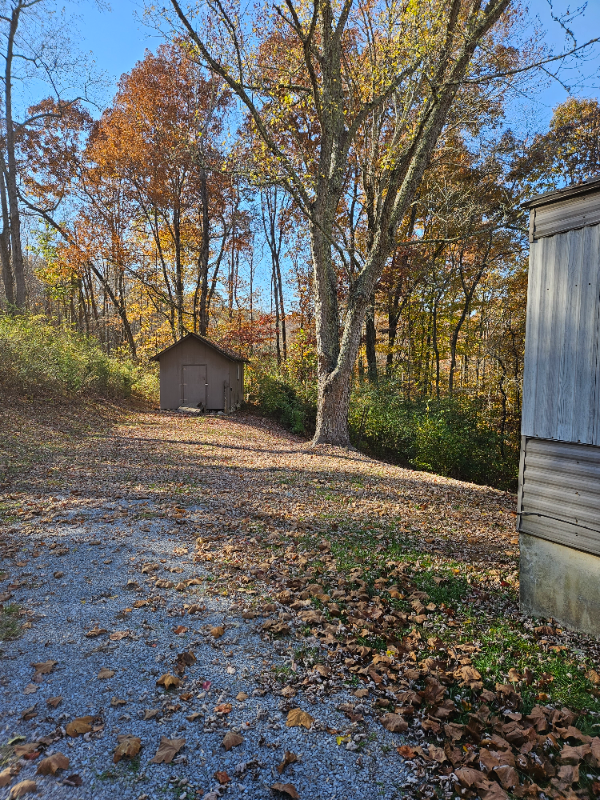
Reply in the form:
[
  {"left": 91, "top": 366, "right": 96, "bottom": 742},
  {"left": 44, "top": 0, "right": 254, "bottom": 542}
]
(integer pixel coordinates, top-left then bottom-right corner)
[{"left": 0, "top": 411, "right": 431, "bottom": 800}]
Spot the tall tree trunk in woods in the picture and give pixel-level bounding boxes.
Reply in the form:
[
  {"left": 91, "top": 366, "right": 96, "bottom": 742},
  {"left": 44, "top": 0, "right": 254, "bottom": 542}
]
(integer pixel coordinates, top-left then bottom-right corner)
[
  {"left": 365, "top": 293, "right": 377, "bottom": 382},
  {"left": 4, "top": 4, "right": 27, "bottom": 308},
  {"left": 169, "top": 0, "right": 513, "bottom": 446},
  {"left": 0, "top": 154, "right": 14, "bottom": 305},
  {"left": 192, "top": 165, "right": 213, "bottom": 335}
]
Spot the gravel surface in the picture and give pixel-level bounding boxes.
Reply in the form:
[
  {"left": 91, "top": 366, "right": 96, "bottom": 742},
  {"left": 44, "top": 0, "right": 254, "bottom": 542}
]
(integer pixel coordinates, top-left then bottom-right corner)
[{"left": 0, "top": 412, "right": 426, "bottom": 800}]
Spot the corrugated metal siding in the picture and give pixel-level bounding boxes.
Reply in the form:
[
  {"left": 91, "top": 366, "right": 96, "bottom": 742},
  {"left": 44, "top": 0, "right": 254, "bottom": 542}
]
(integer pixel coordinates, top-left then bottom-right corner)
[
  {"left": 519, "top": 437, "right": 600, "bottom": 557},
  {"left": 521, "top": 223, "right": 600, "bottom": 444},
  {"left": 531, "top": 192, "right": 600, "bottom": 239}
]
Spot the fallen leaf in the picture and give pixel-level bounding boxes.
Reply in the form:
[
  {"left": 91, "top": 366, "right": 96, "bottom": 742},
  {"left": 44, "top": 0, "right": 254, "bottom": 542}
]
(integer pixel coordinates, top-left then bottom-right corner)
[
  {"left": 109, "top": 630, "right": 131, "bottom": 641},
  {"left": 46, "top": 696, "right": 62, "bottom": 709},
  {"left": 65, "top": 716, "right": 94, "bottom": 737},
  {"left": 150, "top": 736, "right": 185, "bottom": 764},
  {"left": 97, "top": 668, "right": 115, "bottom": 680},
  {"left": 236, "top": 692, "right": 248, "bottom": 701},
  {"left": 23, "top": 685, "right": 37, "bottom": 695},
  {"left": 31, "top": 661, "right": 56, "bottom": 675},
  {"left": 36, "top": 753, "right": 69, "bottom": 775},
  {"left": 397, "top": 745, "right": 419, "bottom": 759},
  {"left": 587, "top": 669, "right": 600, "bottom": 686},
  {"left": 156, "top": 673, "right": 181, "bottom": 690},
  {"left": 381, "top": 713, "right": 408, "bottom": 733},
  {"left": 20, "top": 706, "right": 36, "bottom": 721},
  {"left": 8, "top": 781, "right": 37, "bottom": 798},
  {"left": 286, "top": 708, "right": 314, "bottom": 729},
  {"left": 63, "top": 774, "right": 83, "bottom": 787},
  {"left": 281, "top": 686, "right": 296, "bottom": 698},
  {"left": 0, "top": 767, "right": 19, "bottom": 788},
  {"left": 110, "top": 697, "right": 126, "bottom": 707},
  {"left": 277, "top": 751, "right": 298, "bottom": 774},
  {"left": 222, "top": 731, "right": 244, "bottom": 751},
  {"left": 84, "top": 626, "right": 107, "bottom": 638},
  {"left": 113, "top": 735, "right": 142, "bottom": 763},
  {"left": 210, "top": 625, "right": 225, "bottom": 638},
  {"left": 271, "top": 783, "right": 300, "bottom": 799},
  {"left": 214, "top": 770, "right": 230, "bottom": 785},
  {"left": 13, "top": 744, "right": 40, "bottom": 758},
  {"left": 173, "top": 625, "right": 188, "bottom": 635},
  {"left": 143, "top": 709, "right": 159, "bottom": 720},
  {"left": 215, "top": 703, "right": 232, "bottom": 715}
]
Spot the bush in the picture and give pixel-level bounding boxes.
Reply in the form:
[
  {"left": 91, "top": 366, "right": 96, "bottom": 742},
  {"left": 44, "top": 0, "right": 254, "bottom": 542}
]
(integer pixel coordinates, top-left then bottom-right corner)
[
  {"left": 350, "top": 381, "right": 518, "bottom": 490},
  {"left": 0, "top": 312, "right": 158, "bottom": 402},
  {"left": 245, "top": 363, "right": 315, "bottom": 435}
]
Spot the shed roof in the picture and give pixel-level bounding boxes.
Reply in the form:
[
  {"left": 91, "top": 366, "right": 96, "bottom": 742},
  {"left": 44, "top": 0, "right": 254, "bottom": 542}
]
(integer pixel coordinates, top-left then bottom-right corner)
[
  {"left": 150, "top": 332, "right": 249, "bottom": 363},
  {"left": 523, "top": 175, "right": 600, "bottom": 210}
]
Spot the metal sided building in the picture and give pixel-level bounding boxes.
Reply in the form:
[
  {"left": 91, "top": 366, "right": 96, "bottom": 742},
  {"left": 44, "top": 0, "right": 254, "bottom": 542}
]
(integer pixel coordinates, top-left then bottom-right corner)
[
  {"left": 519, "top": 176, "right": 600, "bottom": 636},
  {"left": 151, "top": 333, "right": 247, "bottom": 412}
]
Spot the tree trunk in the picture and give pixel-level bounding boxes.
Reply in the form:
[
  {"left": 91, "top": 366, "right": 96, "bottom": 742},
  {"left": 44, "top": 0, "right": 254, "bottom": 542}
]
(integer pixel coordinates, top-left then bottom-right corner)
[
  {"left": 4, "top": 5, "right": 26, "bottom": 308},
  {"left": 365, "top": 293, "right": 377, "bottom": 382},
  {"left": 314, "top": 369, "right": 353, "bottom": 446},
  {"left": 0, "top": 155, "right": 14, "bottom": 306}
]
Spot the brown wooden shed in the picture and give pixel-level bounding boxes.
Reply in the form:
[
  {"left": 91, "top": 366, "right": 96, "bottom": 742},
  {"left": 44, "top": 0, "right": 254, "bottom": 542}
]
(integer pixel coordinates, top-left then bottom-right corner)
[{"left": 150, "top": 333, "right": 247, "bottom": 412}]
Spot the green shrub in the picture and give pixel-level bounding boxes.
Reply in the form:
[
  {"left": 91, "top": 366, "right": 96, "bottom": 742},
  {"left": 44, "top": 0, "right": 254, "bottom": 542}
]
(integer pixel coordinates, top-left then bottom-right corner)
[
  {"left": 0, "top": 312, "right": 158, "bottom": 401},
  {"left": 350, "top": 382, "right": 518, "bottom": 490},
  {"left": 245, "top": 363, "right": 315, "bottom": 435}
]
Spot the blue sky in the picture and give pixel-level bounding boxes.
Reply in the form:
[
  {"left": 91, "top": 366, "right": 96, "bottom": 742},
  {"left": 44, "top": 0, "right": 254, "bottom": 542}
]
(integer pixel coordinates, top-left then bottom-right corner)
[{"left": 62, "top": 0, "right": 600, "bottom": 131}]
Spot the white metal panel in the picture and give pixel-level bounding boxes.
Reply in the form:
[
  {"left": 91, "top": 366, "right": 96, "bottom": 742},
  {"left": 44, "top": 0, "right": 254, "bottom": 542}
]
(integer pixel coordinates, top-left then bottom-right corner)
[
  {"left": 521, "top": 237, "right": 545, "bottom": 436},
  {"left": 521, "top": 223, "right": 600, "bottom": 444},
  {"left": 533, "top": 192, "right": 600, "bottom": 239},
  {"left": 519, "top": 437, "right": 600, "bottom": 557}
]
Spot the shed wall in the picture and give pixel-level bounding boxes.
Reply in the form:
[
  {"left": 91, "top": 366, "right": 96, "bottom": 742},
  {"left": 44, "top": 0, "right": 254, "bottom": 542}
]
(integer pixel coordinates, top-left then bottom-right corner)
[
  {"left": 521, "top": 222, "right": 600, "bottom": 444},
  {"left": 518, "top": 437, "right": 600, "bottom": 558},
  {"left": 158, "top": 338, "right": 240, "bottom": 410}
]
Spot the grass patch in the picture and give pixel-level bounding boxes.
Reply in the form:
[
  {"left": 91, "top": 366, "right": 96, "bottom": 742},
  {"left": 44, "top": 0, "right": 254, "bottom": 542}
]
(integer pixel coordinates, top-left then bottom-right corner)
[
  {"left": 472, "top": 622, "right": 600, "bottom": 720},
  {"left": 0, "top": 604, "right": 21, "bottom": 641}
]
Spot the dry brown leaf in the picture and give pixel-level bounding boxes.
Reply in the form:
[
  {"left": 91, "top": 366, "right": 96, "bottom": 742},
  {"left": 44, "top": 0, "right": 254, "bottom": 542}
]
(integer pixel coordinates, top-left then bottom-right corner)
[
  {"left": 31, "top": 660, "right": 56, "bottom": 675},
  {"left": 0, "top": 767, "right": 19, "bottom": 788},
  {"left": 36, "top": 754, "right": 69, "bottom": 775},
  {"left": 587, "top": 669, "right": 600, "bottom": 686},
  {"left": 46, "top": 696, "right": 62, "bottom": 709},
  {"left": 277, "top": 751, "right": 298, "bottom": 774},
  {"left": 113, "top": 735, "right": 142, "bottom": 763},
  {"left": 215, "top": 703, "right": 232, "bottom": 715},
  {"left": 20, "top": 706, "right": 36, "bottom": 721},
  {"left": 84, "top": 626, "right": 107, "bottom": 638},
  {"left": 65, "top": 716, "right": 94, "bottom": 737},
  {"left": 271, "top": 783, "right": 300, "bottom": 799},
  {"left": 110, "top": 697, "right": 126, "bottom": 707},
  {"left": 109, "top": 630, "right": 131, "bottom": 641},
  {"left": 8, "top": 780, "right": 38, "bottom": 798},
  {"left": 97, "top": 668, "right": 115, "bottom": 680},
  {"left": 13, "top": 744, "right": 40, "bottom": 758},
  {"left": 214, "top": 770, "right": 230, "bottom": 785},
  {"left": 143, "top": 709, "right": 159, "bottom": 720},
  {"left": 156, "top": 673, "right": 181, "bottom": 690},
  {"left": 173, "top": 625, "right": 188, "bottom": 635},
  {"left": 281, "top": 686, "right": 296, "bottom": 698},
  {"left": 381, "top": 713, "right": 408, "bottom": 733},
  {"left": 150, "top": 736, "right": 185, "bottom": 764},
  {"left": 222, "top": 731, "right": 244, "bottom": 751},
  {"left": 210, "top": 625, "right": 225, "bottom": 638},
  {"left": 236, "top": 692, "right": 248, "bottom": 701},
  {"left": 23, "top": 684, "right": 37, "bottom": 695},
  {"left": 286, "top": 708, "right": 314, "bottom": 729}
]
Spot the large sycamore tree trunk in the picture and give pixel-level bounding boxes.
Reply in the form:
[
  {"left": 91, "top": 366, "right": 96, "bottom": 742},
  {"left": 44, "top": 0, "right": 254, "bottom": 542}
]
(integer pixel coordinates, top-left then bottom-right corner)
[{"left": 169, "top": 0, "right": 511, "bottom": 445}]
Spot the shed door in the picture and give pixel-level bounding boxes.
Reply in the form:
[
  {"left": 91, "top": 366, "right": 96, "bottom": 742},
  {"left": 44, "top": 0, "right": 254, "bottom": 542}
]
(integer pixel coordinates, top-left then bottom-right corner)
[{"left": 182, "top": 365, "right": 207, "bottom": 408}]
